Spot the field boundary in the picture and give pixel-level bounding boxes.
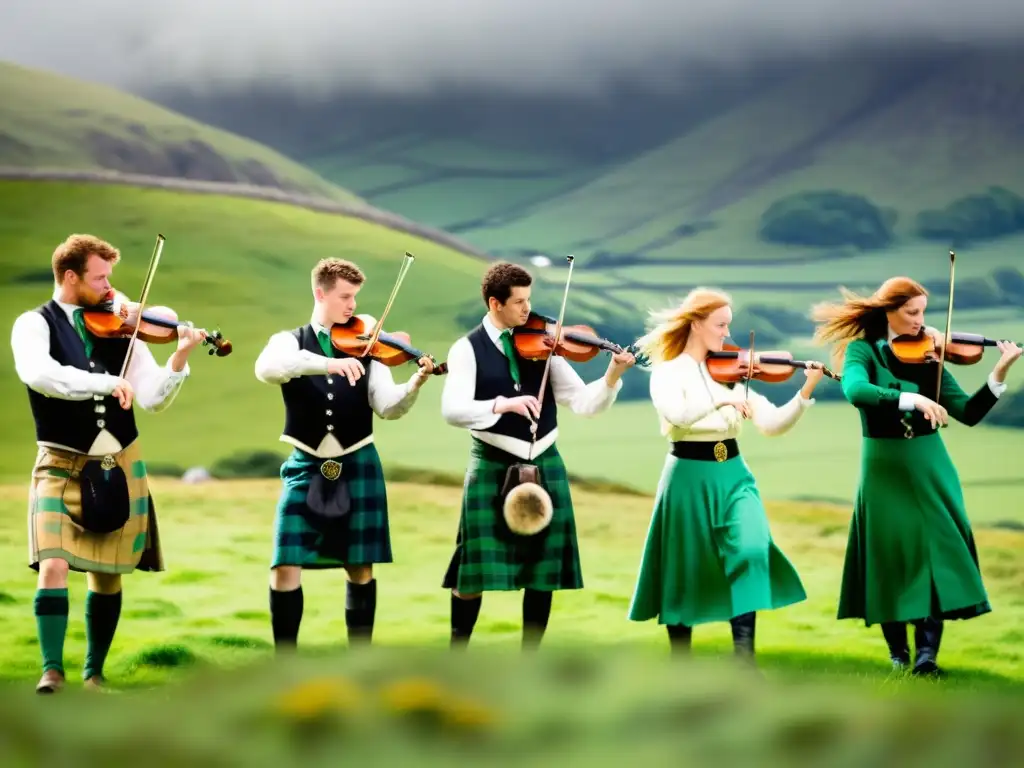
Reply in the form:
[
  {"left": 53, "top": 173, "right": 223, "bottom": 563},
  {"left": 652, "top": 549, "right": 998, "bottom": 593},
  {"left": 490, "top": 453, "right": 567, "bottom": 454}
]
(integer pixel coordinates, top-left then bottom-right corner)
[{"left": 0, "top": 167, "right": 495, "bottom": 262}]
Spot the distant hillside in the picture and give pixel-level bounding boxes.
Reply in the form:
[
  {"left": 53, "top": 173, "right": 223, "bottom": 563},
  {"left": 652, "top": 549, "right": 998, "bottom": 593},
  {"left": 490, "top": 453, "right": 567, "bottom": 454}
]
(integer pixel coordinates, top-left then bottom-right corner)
[
  {"left": 0, "top": 61, "right": 357, "bottom": 203},
  {"left": 151, "top": 47, "right": 1024, "bottom": 284}
]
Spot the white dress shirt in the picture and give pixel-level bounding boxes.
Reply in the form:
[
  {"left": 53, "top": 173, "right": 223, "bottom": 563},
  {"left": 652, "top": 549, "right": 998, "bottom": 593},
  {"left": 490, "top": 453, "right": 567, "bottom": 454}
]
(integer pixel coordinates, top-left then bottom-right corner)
[
  {"left": 889, "top": 326, "right": 1006, "bottom": 409},
  {"left": 10, "top": 287, "right": 191, "bottom": 455},
  {"left": 253, "top": 312, "right": 425, "bottom": 457},
  {"left": 649, "top": 353, "right": 813, "bottom": 442},
  {"left": 440, "top": 313, "right": 622, "bottom": 460}
]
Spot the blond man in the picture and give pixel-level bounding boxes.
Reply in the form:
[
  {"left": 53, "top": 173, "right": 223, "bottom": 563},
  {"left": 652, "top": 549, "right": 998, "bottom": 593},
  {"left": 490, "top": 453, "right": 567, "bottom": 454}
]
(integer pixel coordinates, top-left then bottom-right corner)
[{"left": 255, "top": 258, "right": 435, "bottom": 649}]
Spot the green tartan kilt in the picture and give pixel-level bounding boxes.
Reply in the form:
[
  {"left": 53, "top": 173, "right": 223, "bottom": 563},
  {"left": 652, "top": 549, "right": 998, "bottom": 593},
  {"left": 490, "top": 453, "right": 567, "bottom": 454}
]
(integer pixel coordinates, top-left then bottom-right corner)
[
  {"left": 271, "top": 442, "right": 392, "bottom": 569},
  {"left": 442, "top": 438, "right": 582, "bottom": 593}
]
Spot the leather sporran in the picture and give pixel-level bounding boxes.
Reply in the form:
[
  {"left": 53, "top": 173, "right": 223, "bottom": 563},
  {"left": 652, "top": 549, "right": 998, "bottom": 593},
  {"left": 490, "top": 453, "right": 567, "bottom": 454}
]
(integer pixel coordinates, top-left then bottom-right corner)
[
  {"left": 303, "top": 460, "right": 352, "bottom": 544},
  {"left": 499, "top": 463, "right": 553, "bottom": 537},
  {"left": 77, "top": 459, "right": 131, "bottom": 534}
]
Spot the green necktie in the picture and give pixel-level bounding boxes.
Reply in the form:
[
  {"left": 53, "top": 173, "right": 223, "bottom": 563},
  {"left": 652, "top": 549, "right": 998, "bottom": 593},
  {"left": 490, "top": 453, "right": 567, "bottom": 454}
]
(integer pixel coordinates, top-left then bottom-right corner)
[
  {"left": 498, "top": 329, "right": 521, "bottom": 389},
  {"left": 72, "top": 308, "right": 94, "bottom": 358},
  {"left": 316, "top": 330, "right": 334, "bottom": 358}
]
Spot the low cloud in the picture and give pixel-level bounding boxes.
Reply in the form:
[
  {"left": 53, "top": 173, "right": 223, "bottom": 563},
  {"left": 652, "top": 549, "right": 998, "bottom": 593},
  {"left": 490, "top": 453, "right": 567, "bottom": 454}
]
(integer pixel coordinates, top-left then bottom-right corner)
[{"left": 3, "top": 1, "right": 1024, "bottom": 96}]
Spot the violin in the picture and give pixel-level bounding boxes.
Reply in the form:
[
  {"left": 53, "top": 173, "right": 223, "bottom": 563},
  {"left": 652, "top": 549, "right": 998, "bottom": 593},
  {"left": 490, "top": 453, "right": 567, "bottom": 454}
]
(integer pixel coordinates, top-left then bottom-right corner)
[
  {"left": 329, "top": 316, "right": 447, "bottom": 374},
  {"left": 890, "top": 330, "right": 1021, "bottom": 366},
  {"left": 707, "top": 343, "right": 839, "bottom": 383},
  {"left": 512, "top": 312, "right": 650, "bottom": 366},
  {"left": 82, "top": 291, "right": 232, "bottom": 357}
]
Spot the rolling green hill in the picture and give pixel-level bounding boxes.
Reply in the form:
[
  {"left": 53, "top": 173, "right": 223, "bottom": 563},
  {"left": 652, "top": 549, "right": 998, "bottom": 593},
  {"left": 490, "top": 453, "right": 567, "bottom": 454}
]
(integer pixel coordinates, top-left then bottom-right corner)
[
  {"left": 0, "top": 61, "right": 357, "bottom": 203},
  {"left": 271, "top": 52, "right": 1024, "bottom": 316}
]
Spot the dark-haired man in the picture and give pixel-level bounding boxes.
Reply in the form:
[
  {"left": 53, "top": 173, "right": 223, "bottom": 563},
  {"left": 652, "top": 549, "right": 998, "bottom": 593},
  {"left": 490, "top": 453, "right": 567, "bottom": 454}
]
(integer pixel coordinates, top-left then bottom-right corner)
[
  {"left": 440, "top": 261, "right": 635, "bottom": 648},
  {"left": 255, "top": 257, "right": 435, "bottom": 651},
  {"left": 11, "top": 233, "right": 206, "bottom": 693}
]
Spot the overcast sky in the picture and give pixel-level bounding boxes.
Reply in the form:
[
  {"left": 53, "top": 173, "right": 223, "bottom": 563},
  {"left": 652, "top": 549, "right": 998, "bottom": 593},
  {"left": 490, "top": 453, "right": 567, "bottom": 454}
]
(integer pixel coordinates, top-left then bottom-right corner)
[{"left": 3, "top": 1, "right": 1024, "bottom": 96}]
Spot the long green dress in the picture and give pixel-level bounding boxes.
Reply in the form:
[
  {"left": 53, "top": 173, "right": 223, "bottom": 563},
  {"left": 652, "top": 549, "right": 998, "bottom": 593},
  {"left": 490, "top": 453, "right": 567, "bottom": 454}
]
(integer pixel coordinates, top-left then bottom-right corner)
[
  {"left": 628, "top": 355, "right": 809, "bottom": 627},
  {"left": 836, "top": 337, "right": 998, "bottom": 626}
]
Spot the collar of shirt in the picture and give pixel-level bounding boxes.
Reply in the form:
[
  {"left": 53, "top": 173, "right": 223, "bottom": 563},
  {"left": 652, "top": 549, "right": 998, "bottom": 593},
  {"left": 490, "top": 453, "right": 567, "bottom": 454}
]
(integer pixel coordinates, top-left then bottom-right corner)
[
  {"left": 51, "top": 286, "right": 82, "bottom": 324},
  {"left": 481, "top": 313, "right": 510, "bottom": 351}
]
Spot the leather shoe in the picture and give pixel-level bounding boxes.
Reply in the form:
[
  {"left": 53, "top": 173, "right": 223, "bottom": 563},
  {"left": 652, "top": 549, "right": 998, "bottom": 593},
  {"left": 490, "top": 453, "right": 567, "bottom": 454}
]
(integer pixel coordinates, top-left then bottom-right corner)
[{"left": 35, "top": 669, "right": 65, "bottom": 694}]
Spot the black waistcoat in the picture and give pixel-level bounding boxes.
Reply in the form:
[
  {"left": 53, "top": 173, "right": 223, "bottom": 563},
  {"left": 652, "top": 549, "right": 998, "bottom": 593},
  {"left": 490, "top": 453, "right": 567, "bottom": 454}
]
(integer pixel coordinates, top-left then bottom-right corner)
[
  {"left": 26, "top": 300, "right": 138, "bottom": 453},
  {"left": 279, "top": 324, "right": 374, "bottom": 452},
  {"left": 467, "top": 324, "right": 557, "bottom": 442}
]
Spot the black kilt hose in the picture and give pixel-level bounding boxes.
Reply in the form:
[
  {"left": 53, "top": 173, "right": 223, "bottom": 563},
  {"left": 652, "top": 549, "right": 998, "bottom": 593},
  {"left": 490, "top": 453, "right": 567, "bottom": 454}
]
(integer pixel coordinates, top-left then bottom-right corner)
[
  {"left": 443, "top": 438, "right": 582, "bottom": 593},
  {"left": 271, "top": 443, "right": 392, "bottom": 569}
]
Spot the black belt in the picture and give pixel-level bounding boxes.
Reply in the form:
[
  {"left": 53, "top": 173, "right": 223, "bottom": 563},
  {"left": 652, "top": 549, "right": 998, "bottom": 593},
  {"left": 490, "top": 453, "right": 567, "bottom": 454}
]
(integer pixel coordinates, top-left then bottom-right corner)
[{"left": 671, "top": 439, "right": 739, "bottom": 463}]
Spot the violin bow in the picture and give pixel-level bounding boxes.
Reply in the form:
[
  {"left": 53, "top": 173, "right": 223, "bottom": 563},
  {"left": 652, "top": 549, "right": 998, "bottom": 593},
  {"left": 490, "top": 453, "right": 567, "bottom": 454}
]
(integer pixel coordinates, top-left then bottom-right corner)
[
  {"left": 744, "top": 329, "right": 755, "bottom": 401},
  {"left": 361, "top": 251, "right": 415, "bottom": 357},
  {"left": 935, "top": 249, "right": 955, "bottom": 411},
  {"left": 528, "top": 254, "right": 576, "bottom": 460},
  {"left": 117, "top": 234, "right": 166, "bottom": 380}
]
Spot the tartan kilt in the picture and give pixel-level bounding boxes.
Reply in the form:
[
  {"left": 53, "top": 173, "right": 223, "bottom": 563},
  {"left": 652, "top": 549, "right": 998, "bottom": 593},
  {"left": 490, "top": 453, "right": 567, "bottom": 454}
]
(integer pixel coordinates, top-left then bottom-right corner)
[
  {"left": 271, "top": 442, "right": 392, "bottom": 569},
  {"left": 27, "top": 440, "right": 164, "bottom": 574},
  {"left": 442, "top": 438, "right": 582, "bottom": 593}
]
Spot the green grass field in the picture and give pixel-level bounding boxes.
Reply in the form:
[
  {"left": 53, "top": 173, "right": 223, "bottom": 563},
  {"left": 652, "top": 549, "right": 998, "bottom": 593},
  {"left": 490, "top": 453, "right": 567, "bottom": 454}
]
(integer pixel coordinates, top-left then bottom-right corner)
[{"left": 1, "top": 478, "right": 1021, "bottom": 690}]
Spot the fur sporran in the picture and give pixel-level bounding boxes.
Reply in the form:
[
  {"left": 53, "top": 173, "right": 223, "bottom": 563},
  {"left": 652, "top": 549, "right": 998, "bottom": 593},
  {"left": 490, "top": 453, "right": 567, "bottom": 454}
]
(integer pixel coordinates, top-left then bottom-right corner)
[{"left": 499, "top": 463, "right": 553, "bottom": 536}]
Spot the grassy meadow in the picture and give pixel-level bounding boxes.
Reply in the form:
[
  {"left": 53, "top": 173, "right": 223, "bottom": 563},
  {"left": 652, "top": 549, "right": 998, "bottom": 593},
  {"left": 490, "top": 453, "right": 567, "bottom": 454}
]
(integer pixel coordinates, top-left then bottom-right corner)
[{"left": 0, "top": 477, "right": 1022, "bottom": 690}]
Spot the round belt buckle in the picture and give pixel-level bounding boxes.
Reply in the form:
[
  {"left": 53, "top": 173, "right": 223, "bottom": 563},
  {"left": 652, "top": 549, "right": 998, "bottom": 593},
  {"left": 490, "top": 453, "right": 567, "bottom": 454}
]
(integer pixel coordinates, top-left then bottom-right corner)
[
  {"left": 713, "top": 442, "right": 728, "bottom": 462},
  {"left": 320, "top": 459, "right": 342, "bottom": 481},
  {"left": 100, "top": 454, "right": 116, "bottom": 470}
]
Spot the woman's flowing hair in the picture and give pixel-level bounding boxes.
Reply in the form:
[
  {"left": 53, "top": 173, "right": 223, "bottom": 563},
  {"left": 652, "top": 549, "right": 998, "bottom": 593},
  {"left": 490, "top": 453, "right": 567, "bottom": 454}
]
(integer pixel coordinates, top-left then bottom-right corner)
[
  {"left": 636, "top": 288, "right": 732, "bottom": 365},
  {"left": 810, "top": 276, "right": 928, "bottom": 371}
]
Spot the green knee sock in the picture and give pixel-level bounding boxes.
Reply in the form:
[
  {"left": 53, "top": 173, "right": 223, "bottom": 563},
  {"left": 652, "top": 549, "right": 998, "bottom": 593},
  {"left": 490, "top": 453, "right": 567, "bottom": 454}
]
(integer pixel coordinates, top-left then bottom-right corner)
[
  {"left": 34, "top": 588, "right": 69, "bottom": 674},
  {"left": 84, "top": 590, "right": 122, "bottom": 680}
]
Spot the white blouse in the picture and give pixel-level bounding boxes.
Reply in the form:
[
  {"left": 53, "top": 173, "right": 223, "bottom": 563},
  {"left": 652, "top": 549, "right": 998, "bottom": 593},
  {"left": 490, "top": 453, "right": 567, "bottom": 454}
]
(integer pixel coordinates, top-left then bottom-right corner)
[{"left": 648, "top": 353, "right": 814, "bottom": 442}]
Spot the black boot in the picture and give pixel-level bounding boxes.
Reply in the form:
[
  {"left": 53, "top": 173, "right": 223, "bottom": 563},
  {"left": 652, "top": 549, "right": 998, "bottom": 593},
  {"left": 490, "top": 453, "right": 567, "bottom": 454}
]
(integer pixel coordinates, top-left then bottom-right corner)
[
  {"left": 345, "top": 579, "right": 376, "bottom": 646},
  {"left": 450, "top": 593, "right": 482, "bottom": 648},
  {"left": 911, "top": 617, "right": 945, "bottom": 676},
  {"left": 522, "top": 589, "right": 552, "bottom": 650},
  {"left": 730, "top": 612, "right": 756, "bottom": 661},
  {"left": 666, "top": 624, "right": 692, "bottom": 656},
  {"left": 880, "top": 622, "right": 910, "bottom": 670}
]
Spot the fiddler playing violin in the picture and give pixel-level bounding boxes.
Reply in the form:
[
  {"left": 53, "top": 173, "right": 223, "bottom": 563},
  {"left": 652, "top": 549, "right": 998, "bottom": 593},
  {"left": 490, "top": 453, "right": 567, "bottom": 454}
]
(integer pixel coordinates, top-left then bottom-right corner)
[
  {"left": 810, "top": 252, "right": 1023, "bottom": 678},
  {"left": 626, "top": 287, "right": 820, "bottom": 662},
  {"left": 254, "top": 250, "right": 441, "bottom": 653},
  {"left": 11, "top": 232, "right": 215, "bottom": 695}
]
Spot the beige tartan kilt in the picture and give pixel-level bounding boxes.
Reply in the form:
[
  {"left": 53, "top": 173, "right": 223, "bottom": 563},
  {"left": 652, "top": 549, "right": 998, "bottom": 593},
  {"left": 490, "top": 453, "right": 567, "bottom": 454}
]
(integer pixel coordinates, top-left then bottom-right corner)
[{"left": 27, "top": 440, "right": 165, "bottom": 574}]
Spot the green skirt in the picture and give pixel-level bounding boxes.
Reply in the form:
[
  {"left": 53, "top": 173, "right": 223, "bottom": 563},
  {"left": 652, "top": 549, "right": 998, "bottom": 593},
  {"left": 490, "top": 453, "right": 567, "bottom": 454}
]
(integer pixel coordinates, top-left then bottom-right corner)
[
  {"left": 837, "top": 432, "right": 991, "bottom": 626},
  {"left": 628, "top": 450, "right": 807, "bottom": 626}
]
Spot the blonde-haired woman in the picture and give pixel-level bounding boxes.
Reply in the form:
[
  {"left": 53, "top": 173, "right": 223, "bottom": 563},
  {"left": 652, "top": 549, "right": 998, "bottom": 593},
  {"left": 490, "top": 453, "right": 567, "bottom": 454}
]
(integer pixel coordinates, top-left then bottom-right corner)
[
  {"left": 811, "top": 277, "right": 1021, "bottom": 676},
  {"left": 627, "top": 288, "right": 824, "bottom": 661}
]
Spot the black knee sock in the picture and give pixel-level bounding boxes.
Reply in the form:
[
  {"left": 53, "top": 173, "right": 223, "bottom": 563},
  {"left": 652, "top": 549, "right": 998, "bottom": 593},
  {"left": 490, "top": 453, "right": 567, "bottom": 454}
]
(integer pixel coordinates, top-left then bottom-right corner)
[
  {"left": 666, "top": 624, "right": 692, "bottom": 654},
  {"left": 269, "top": 586, "right": 303, "bottom": 650},
  {"left": 346, "top": 579, "right": 377, "bottom": 645},
  {"left": 84, "top": 590, "right": 122, "bottom": 680},
  {"left": 450, "top": 593, "right": 482, "bottom": 647},
  {"left": 522, "top": 589, "right": 552, "bottom": 649}
]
